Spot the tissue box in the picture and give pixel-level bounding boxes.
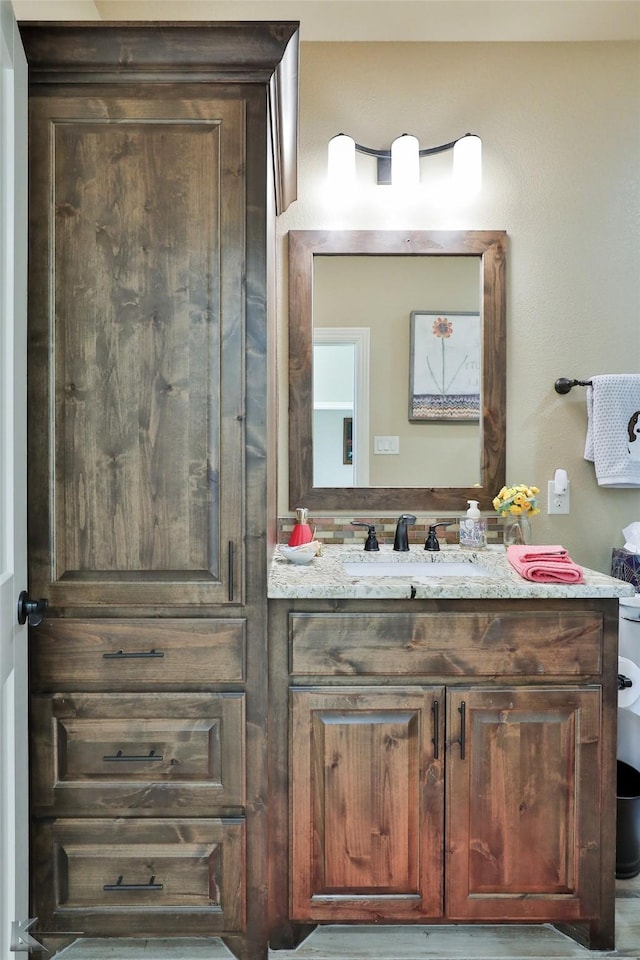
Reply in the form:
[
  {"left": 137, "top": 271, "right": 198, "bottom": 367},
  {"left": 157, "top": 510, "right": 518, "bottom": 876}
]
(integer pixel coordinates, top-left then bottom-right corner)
[{"left": 611, "top": 547, "right": 640, "bottom": 591}]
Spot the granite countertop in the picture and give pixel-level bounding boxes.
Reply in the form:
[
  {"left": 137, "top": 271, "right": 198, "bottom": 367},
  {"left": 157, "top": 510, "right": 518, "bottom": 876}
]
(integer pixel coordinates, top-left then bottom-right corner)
[{"left": 267, "top": 543, "right": 636, "bottom": 600}]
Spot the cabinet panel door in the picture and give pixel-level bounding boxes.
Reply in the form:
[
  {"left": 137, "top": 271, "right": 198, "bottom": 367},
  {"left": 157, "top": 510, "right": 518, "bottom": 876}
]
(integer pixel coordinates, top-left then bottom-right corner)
[
  {"left": 27, "top": 95, "right": 245, "bottom": 609},
  {"left": 291, "top": 686, "right": 444, "bottom": 921},
  {"left": 446, "top": 686, "right": 601, "bottom": 922}
]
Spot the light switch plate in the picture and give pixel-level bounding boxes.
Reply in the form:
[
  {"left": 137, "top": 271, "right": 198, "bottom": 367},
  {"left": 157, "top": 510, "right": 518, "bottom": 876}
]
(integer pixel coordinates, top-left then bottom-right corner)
[{"left": 374, "top": 436, "right": 400, "bottom": 455}]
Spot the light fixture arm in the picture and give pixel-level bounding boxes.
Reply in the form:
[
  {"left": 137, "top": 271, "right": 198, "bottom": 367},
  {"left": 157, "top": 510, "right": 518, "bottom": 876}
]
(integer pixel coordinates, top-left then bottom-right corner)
[
  {"left": 349, "top": 132, "right": 477, "bottom": 184},
  {"left": 353, "top": 136, "right": 462, "bottom": 158}
]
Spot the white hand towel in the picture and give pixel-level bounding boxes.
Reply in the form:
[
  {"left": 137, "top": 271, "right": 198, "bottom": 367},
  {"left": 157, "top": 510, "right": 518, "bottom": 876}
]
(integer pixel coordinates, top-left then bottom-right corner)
[{"left": 584, "top": 375, "right": 640, "bottom": 487}]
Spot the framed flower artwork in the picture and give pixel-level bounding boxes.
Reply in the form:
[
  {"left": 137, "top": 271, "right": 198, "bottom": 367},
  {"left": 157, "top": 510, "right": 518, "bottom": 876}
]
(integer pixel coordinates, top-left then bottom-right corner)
[{"left": 409, "top": 310, "right": 481, "bottom": 421}]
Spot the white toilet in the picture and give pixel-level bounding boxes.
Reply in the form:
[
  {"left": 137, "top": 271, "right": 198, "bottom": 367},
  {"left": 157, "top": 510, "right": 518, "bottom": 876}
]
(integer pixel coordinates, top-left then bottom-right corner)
[{"left": 618, "top": 595, "right": 640, "bottom": 771}]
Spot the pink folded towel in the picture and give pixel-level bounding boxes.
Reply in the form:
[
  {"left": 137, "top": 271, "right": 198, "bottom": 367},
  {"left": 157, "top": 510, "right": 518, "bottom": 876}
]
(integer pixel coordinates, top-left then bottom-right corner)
[
  {"left": 510, "top": 545, "right": 569, "bottom": 563},
  {"left": 506, "top": 544, "right": 585, "bottom": 583}
]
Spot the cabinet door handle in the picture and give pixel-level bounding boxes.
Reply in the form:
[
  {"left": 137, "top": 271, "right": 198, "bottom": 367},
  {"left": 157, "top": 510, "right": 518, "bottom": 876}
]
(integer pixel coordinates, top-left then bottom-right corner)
[
  {"left": 103, "top": 749, "right": 163, "bottom": 763},
  {"left": 102, "top": 649, "right": 164, "bottom": 660},
  {"left": 17, "top": 591, "right": 48, "bottom": 627},
  {"left": 103, "top": 874, "right": 163, "bottom": 892},
  {"left": 228, "top": 540, "right": 234, "bottom": 602},
  {"left": 432, "top": 699, "right": 440, "bottom": 760},
  {"left": 457, "top": 700, "right": 466, "bottom": 760}
]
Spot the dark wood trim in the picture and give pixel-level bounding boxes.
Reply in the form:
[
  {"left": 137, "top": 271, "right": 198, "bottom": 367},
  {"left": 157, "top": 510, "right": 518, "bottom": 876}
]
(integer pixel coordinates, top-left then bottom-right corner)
[
  {"left": 554, "top": 596, "right": 619, "bottom": 951},
  {"left": 269, "top": 30, "right": 299, "bottom": 213},
  {"left": 242, "top": 87, "right": 272, "bottom": 960},
  {"left": 18, "top": 21, "right": 299, "bottom": 82}
]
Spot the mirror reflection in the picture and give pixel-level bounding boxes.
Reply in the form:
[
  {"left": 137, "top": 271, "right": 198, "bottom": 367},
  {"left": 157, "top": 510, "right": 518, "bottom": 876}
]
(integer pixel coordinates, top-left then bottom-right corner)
[
  {"left": 288, "top": 230, "right": 506, "bottom": 512},
  {"left": 313, "top": 255, "right": 481, "bottom": 488}
]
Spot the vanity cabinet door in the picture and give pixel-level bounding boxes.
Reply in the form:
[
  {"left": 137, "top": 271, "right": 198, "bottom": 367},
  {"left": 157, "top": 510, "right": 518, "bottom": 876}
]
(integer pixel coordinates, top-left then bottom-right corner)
[
  {"left": 290, "top": 686, "right": 445, "bottom": 921},
  {"left": 446, "top": 686, "right": 602, "bottom": 923}
]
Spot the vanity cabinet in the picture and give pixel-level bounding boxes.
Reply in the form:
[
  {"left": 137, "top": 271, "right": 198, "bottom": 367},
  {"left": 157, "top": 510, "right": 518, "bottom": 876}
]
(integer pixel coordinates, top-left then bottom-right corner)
[
  {"left": 20, "top": 22, "right": 298, "bottom": 958},
  {"left": 270, "top": 598, "right": 618, "bottom": 951},
  {"left": 290, "top": 683, "right": 600, "bottom": 924}
]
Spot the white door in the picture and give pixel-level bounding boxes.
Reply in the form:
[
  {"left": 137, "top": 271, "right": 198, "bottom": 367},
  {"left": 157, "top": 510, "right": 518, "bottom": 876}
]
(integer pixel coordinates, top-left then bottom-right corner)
[
  {"left": 313, "top": 328, "right": 370, "bottom": 487},
  {"left": 0, "top": 3, "right": 29, "bottom": 956}
]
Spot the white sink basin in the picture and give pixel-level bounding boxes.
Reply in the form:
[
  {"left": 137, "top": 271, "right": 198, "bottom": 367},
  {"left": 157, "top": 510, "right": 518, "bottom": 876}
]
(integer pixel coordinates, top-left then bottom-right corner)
[{"left": 343, "top": 560, "right": 495, "bottom": 578}]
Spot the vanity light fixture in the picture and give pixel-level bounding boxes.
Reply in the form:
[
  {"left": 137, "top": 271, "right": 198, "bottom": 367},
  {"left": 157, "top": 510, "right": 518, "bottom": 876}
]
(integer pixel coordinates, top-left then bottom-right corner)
[{"left": 327, "top": 131, "right": 482, "bottom": 192}]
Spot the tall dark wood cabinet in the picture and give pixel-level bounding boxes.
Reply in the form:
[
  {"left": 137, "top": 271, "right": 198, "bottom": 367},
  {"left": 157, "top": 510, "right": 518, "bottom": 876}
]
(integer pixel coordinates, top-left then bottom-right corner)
[{"left": 20, "top": 23, "right": 298, "bottom": 960}]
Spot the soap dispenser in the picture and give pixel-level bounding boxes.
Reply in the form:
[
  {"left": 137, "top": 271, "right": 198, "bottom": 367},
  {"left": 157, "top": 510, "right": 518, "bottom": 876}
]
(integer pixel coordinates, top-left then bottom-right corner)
[
  {"left": 459, "top": 500, "right": 487, "bottom": 550},
  {"left": 288, "top": 507, "right": 314, "bottom": 547}
]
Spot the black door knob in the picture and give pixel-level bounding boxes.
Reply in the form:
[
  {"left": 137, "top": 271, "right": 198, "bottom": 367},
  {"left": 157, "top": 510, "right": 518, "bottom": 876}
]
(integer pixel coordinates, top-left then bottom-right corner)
[{"left": 17, "top": 591, "right": 48, "bottom": 627}]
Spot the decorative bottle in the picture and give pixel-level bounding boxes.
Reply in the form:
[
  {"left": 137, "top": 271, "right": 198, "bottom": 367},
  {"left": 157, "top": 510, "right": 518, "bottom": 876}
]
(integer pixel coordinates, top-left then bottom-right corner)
[{"left": 288, "top": 507, "right": 314, "bottom": 546}]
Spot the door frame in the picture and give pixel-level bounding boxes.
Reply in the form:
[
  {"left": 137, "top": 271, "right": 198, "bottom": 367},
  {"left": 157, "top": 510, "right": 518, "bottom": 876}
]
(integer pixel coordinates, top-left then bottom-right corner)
[{"left": 0, "top": 2, "right": 29, "bottom": 955}]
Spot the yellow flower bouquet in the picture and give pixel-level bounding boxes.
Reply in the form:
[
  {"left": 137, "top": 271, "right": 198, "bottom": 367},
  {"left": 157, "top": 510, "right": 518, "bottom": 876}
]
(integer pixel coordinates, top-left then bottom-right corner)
[{"left": 492, "top": 484, "right": 540, "bottom": 517}]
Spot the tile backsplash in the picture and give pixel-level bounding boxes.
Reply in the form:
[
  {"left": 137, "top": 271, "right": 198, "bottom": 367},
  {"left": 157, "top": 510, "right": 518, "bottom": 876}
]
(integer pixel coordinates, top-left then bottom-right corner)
[{"left": 278, "top": 515, "right": 504, "bottom": 547}]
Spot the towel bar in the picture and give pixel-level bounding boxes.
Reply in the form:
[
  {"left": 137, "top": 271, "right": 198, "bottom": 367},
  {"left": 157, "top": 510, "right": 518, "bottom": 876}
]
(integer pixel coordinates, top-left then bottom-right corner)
[{"left": 554, "top": 377, "right": 593, "bottom": 394}]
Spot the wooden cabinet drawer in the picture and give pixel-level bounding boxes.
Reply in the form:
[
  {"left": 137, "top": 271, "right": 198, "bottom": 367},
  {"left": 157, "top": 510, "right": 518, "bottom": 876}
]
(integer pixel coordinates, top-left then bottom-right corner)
[
  {"left": 32, "top": 818, "right": 245, "bottom": 934},
  {"left": 290, "top": 612, "right": 603, "bottom": 677},
  {"left": 31, "top": 619, "right": 245, "bottom": 691},
  {"left": 31, "top": 692, "right": 245, "bottom": 815}
]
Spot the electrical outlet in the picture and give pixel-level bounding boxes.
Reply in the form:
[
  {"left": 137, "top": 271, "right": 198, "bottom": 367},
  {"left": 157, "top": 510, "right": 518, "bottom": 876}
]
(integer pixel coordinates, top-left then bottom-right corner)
[{"left": 547, "top": 479, "right": 570, "bottom": 515}]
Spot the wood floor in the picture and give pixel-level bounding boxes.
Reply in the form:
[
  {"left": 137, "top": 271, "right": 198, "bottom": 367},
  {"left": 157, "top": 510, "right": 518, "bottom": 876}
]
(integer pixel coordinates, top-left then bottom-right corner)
[{"left": 51, "top": 877, "right": 639, "bottom": 959}]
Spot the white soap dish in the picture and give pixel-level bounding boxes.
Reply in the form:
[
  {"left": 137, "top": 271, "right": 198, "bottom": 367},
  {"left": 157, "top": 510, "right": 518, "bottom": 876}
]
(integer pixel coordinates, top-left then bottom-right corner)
[{"left": 279, "top": 541, "right": 321, "bottom": 565}]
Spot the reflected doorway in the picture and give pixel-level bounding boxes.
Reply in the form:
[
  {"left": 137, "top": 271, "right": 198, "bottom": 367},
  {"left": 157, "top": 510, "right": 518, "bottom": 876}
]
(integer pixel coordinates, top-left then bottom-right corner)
[{"left": 313, "top": 328, "right": 370, "bottom": 487}]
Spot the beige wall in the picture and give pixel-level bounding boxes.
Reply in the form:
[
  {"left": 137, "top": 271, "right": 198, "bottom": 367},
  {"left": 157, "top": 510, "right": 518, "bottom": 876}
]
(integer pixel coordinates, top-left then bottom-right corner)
[
  {"left": 314, "top": 255, "right": 480, "bottom": 486},
  {"left": 277, "top": 40, "right": 640, "bottom": 573}
]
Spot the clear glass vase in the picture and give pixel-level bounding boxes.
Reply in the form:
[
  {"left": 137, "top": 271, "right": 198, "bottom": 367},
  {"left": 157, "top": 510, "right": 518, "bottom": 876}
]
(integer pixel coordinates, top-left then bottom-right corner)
[{"left": 502, "top": 514, "right": 532, "bottom": 546}]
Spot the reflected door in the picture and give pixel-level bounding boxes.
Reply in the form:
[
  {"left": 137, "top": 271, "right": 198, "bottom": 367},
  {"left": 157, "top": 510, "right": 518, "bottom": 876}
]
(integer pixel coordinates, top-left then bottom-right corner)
[{"left": 313, "top": 328, "right": 370, "bottom": 487}]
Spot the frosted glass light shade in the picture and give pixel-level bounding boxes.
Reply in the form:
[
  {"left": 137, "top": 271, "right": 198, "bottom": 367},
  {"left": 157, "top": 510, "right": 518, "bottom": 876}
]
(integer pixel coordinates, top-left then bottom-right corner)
[
  {"left": 391, "top": 134, "right": 419, "bottom": 188},
  {"left": 453, "top": 134, "right": 482, "bottom": 195},
  {"left": 327, "top": 134, "right": 356, "bottom": 190}
]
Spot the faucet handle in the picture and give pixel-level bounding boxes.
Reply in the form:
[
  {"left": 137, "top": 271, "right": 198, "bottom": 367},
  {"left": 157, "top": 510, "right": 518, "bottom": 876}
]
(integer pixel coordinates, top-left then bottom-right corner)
[
  {"left": 424, "top": 522, "right": 450, "bottom": 552},
  {"left": 351, "top": 520, "right": 380, "bottom": 552}
]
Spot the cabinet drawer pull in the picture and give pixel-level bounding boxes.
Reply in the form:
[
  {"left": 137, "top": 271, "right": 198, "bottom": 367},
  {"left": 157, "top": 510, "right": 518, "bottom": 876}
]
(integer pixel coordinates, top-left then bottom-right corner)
[
  {"left": 102, "top": 648, "right": 164, "bottom": 660},
  {"left": 103, "top": 749, "right": 163, "bottom": 763},
  {"left": 103, "top": 874, "right": 163, "bottom": 892},
  {"left": 432, "top": 699, "right": 440, "bottom": 760},
  {"left": 457, "top": 700, "right": 466, "bottom": 760}
]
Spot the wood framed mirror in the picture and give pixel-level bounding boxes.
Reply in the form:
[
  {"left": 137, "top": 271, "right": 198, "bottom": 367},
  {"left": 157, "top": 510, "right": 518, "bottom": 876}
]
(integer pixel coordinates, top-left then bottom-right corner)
[{"left": 288, "top": 229, "right": 506, "bottom": 512}]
